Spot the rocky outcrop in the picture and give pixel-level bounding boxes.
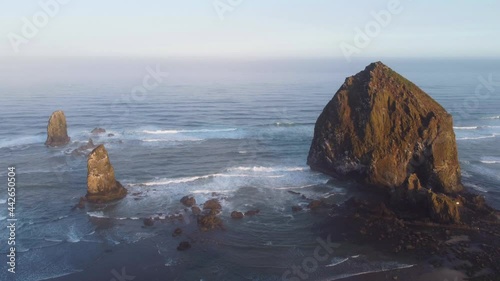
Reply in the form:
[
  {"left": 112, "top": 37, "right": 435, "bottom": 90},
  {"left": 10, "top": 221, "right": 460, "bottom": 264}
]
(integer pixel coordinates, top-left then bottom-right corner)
[
  {"left": 231, "top": 211, "right": 244, "bottom": 219},
  {"left": 180, "top": 196, "right": 196, "bottom": 207},
  {"left": 91, "top": 128, "right": 106, "bottom": 135},
  {"left": 45, "top": 110, "right": 70, "bottom": 146},
  {"left": 308, "top": 62, "right": 462, "bottom": 194},
  {"left": 86, "top": 145, "right": 127, "bottom": 203},
  {"left": 71, "top": 138, "right": 98, "bottom": 156}
]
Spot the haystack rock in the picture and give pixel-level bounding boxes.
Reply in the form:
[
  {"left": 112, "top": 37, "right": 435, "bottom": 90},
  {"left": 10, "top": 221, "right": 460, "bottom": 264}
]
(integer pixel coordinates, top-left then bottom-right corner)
[
  {"left": 45, "top": 110, "right": 70, "bottom": 147},
  {"left": 86, "top": 145, "right": 127, "bottom": 203},
  {"left": 308, "top": 62, "right": 462, "bottom": 194}
]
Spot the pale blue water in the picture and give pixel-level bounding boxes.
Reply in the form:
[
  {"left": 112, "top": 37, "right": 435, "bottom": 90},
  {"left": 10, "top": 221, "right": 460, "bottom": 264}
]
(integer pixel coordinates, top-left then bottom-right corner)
[{"left": 0, "top": 58, "right": 499, "bottom": 280}]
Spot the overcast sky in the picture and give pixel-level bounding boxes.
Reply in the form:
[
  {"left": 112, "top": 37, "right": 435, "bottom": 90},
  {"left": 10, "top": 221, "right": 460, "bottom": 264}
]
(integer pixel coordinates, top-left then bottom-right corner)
[{"left": 1, "top": 0, "right": 499, "bottom": 58}]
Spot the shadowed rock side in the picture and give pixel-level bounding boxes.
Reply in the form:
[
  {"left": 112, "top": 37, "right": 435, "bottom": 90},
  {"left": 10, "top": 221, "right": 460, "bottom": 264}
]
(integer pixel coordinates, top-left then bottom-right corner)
[
  {"left": 86, "top": 145, "right": 127, "bottom": 203},
  {"left": 45, "top": 110, "right": 70, "bottom": 147},
  {"left": 308, "top": 62, "right": 462, "bottom": 194}
]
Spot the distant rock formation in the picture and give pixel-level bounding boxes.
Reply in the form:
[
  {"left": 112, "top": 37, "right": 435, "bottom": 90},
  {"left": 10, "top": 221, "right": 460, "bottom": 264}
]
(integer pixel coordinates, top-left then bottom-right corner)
[
  {"left": 308, "top": 62, "right": 466, "bottom": 223},
  {"left": 91, "top": 128, "right": 106, "bottom": 135},
  {"left": 86, "top": 145, "right": 127, "bottom": 203},
  {"left": 308, "top": 62, "right": 462, "bottom": 194},
  {"left": 71, "top": 138, "right": 98, "bottom": 156},
  {"left": 45, "top": 110, "right": 70, "bottom": 147}
]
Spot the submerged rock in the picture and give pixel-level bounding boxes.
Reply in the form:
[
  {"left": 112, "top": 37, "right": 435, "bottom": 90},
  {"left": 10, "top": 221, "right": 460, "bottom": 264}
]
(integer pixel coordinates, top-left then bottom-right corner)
[
  {"left": 71, "top": 138, "right": 98, "bottom": 156},
  {"left": 143, "top": 218, "right": 154, "bottom": 227},
  {"left": 191, "top": 206, "right": 201, "bottom": 215},
  {"left": 180, "top": 196, "right": 196, "bottom": 207},
  {"left": 198, "top": 213, "right": 223, "bottom": 231},
  {"left": 308, "top": 62, "right": 462, "bottom": 194},
  {"left": 172, "top": 228, "right": 183, "bottom": 237},
  {"left": 307, "top": 200, "right": 324, "bottom": 210},
  {"left": 45, "top": 110, "right": 70, "bottom": 147},
  {"left": 203, "top": 199, "right": 222, "bottom": 213},
  {"left": 86, "top": 145, "right": 127, "bottom": 203},
  {"left": 91, "top": 127, "right": 106, "bottom": 135},
  {"left": 230, "top": 211, "right": 244, "bottom": 219},
  {"left": 177, "top": 241, "right": 191, "bottom": 251}
]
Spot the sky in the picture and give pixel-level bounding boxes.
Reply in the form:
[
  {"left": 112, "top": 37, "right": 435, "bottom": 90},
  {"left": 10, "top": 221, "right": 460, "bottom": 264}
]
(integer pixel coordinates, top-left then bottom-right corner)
[{"left": 1, "top": 0, "right": 500, "bottom": 59}]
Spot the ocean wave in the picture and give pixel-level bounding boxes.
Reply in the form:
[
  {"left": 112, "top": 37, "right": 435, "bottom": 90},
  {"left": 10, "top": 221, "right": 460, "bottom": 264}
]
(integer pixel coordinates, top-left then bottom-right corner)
[
  {"left": 457, "top": 135, "right": 495, "bottom": 140},
  {"left": 228, "top": 166, "right": 308, "bottom": 172},
  {"left": 138, "top": 173, "right": 286, "bottom": 186},
  {"left": 454, "top": 126, "right": 478, "bottom": 130},
  {"left": 0, "top": 135, "right": 45, "bottom": 149},
  {"left": 87, "top": 211, "right": 142, "bottom": 221},
  {"left": 482, "top": 115, "right": 500, "bottom": 120},
  {"left": 467, "top": 184, "right": 488, "bottom": 193},
  {"left": 480, "top": 160, "right": 500, "bottom": 164},
  {"left": 326, "top": 257, "right": 350, "bottom": 267},
  {"left": 329, "top": 263, "right": 416, "bottom": 281},
  {"left": 87, "top": 211, "right": 108, "bottom": 219},
  {"left": 454, "top": 125, "right": 500, "bottom": 130},
  {"left": 142, "top": 138, "right": 203, "bottom": 142},
  {"left": 143, "top": 128, "right": 237, "bottom": 134}
]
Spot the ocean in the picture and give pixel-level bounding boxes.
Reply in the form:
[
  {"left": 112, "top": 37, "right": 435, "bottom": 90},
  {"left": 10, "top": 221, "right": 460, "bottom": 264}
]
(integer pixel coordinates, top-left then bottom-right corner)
[{"left": 0, "top": 58, "right": 499, "bottom": 280}]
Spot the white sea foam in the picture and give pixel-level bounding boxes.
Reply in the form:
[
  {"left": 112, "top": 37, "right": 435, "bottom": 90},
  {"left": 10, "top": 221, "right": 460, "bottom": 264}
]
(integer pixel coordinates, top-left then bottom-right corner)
[
  {"left": 454, "top": 126, "right": 478, "bottom": 130},
  {"left": 468, "top": 184, "right": 488, "bottom": 193},
  {"left": 481, "top": 160, "right": 500, "bottom": 164},
  {"left": 326, "top": 257, "right": 350, "bottom": 267},
  {"left": 0, "top": 198, "right": 6, "bottom": 204},
  {"left": 457, "top": 135, "right": 495, "bottom": 140},
  {"left": 483, "top": 115, "right": 500, "bottom": 120},
  {"left": 454, "top": 125, "right": 500, "bottom": 130},
  {"left": 228, "top": 166, "right": 307, "bottom": 172},
  {"left": 0, "top": 135, "right": 45, "bottom": 149},
  {"left": 329, "top": 263, "right": 416, "bottom": 281},
  {"left": 143, "top": 128, "right": 237, "bottom": 134},
  {"left": 87, "top": 211, "right": 108, "bottom": 218},
  {"left": 139, "top": 172, "right": 286, "bottom": 186},
  {"left": 142, "top": 138, "right": 203, "bottom": 142}
]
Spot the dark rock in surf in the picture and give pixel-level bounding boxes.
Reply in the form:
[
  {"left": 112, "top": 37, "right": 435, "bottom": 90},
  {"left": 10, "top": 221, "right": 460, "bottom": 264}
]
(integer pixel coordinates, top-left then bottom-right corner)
[
  {"left": 91, "top": 128, "right": 106, "bottom": 135},
  {"left": 244, "top": 209, "right": 260, "bottom": 216},
  {"left": 191, "top": 206, "right": 201, "bottom": 215},
  {"left": 71, "top": 138, "right": 98, "bottom": 156},
  {"left": 307, "top": 62, "right": 462, "bottom": 194},
  {"left": 307, "top": 200, "right": 324, "bottom": 210},
  {"left": 231, "top": 211, "right": 244, "bottom": 219},
  {"left": 177, "top": 241, "right": 191, "bottom": 251},
  {"left": 203, "top": 199, "right": 222, "bottom": 213},
  {"left": 143, "top": 218, "right": 154, "bottom": 227},
  {"left": 86, "top": 145, "right": 127, "bottom": 203},
  {"left": 180, "top": 196, "right": 196, "bottom": 207},
  {"left": 45, "top": 110, "right": 70, "bottom": 147},
  {"left": 172, "top": 228, "right": 182, "bottom": 237},
  {"left": 198, "top": 213, "right": 223, "bottom": 231}
]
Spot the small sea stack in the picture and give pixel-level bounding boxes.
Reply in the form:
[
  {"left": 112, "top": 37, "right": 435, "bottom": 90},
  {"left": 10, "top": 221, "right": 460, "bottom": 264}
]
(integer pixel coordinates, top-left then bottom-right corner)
[
  {"left": 45, "top": 110, "right": 70, "bottom": 147},
  {"left": 308, "top": 62, "right": 465, "bottom": 223},
  {"left": 86, "top": 145, "right": 127, "bottom": 203}
]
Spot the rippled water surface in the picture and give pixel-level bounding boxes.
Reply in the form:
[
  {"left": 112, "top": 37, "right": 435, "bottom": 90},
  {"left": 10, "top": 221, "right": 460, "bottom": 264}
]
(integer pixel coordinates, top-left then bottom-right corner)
[{"left": 0, "top": 58, "right": 499, "bottom": 280}]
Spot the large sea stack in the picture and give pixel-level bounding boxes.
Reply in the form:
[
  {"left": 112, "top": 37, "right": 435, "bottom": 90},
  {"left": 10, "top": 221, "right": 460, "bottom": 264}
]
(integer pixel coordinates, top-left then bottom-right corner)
[
  {"left": 45, "top": 110, "right": 70, "bottom": 147},
  {"left": 86, "top": 145, "right": 127, "bottom": 203},
  {"left": 307, "top": 62, "right": 468, "bottom": 223},
  {"left": 308, "top": 62, "right": 462, "bottom": 194}
]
